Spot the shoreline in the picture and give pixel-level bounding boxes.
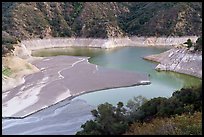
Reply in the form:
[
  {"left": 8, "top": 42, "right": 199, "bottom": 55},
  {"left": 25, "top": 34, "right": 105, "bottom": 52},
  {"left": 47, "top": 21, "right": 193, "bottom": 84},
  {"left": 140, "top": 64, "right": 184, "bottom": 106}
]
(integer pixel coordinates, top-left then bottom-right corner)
[
  {"left": 2, "top": 81, "right": 150, "bottom": 119},
  {"left": 22, "top": 36, "right": 198, "bottom": 51}
]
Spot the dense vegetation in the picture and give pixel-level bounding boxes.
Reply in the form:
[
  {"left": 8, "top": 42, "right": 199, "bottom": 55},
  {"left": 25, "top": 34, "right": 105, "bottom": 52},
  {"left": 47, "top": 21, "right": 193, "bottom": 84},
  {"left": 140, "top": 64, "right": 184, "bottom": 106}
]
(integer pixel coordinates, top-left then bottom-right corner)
[
  {"left": 125, "top": 112, "right": 202, "bottom": 135},
  {"left": 2, "top": 2, "right": 202, "bottom": 40},
  {"left": 118, "top": 2, "right": 202, "bottom": 36},
  {"left": 2, "top": 2, "right": 202, "bottom": 55},
  {"left": 76, "top": 85, "right": 202, "bottom": 135}
]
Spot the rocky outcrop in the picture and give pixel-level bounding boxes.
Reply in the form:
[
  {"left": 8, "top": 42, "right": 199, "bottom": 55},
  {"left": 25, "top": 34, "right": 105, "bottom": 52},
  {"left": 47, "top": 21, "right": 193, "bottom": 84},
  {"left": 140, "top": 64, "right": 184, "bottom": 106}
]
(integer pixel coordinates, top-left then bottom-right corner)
[{"left": 144, "top": 48, "right": 202, "bottom": 78}]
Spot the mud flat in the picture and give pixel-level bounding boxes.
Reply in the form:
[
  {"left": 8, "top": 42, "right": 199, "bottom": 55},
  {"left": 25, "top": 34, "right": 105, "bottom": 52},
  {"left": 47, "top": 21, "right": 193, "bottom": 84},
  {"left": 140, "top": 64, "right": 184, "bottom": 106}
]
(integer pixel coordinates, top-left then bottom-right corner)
[
  {"left": 2, "top": 55, "right": 150, "bottom": 118},
  {"left": 144, "top": 48, "right": 202, "bottom": 79}
]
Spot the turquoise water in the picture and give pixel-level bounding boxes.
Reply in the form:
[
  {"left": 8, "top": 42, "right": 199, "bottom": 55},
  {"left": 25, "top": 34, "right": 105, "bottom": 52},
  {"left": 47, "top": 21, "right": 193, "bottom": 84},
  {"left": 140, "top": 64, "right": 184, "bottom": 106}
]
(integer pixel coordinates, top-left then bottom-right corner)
[{"left": 32, "top": 47, "right": 202, "bottom": 106}]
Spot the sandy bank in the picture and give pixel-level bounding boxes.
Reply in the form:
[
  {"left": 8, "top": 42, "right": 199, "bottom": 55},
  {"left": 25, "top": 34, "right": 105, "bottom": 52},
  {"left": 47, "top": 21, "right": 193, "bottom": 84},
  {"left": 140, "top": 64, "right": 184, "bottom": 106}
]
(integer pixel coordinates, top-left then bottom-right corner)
[
  {"left": 2, "top": 55, "right": 40, "bottom": 92},
  {"left": 2, "top": 44, "right": 43, "bottom": 92}
]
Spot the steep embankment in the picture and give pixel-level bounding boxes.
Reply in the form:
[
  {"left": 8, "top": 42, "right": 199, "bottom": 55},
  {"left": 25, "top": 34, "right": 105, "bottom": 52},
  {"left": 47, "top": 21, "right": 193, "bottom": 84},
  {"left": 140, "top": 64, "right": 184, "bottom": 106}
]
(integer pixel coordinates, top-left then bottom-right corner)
[
  {"left": 2, "top": 45, "right": 40, "bottom": 92},
  {"left": 21, "top": 36, "right": 198, "bottom": 51},
  {"left": 144, "top": 48, "right": 202, "bottom": 78},
  {"left": 2, "top": 55, "right": 39, "bottom": 92}
]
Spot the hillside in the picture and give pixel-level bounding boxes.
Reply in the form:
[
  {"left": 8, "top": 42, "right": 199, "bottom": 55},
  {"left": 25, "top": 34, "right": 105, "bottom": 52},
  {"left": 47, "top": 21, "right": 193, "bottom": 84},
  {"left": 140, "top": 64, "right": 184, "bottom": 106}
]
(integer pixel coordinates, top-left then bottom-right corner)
[
  {"left": 118, "top": 2, "right": 202, "bottom": 36},
  {"left": 2, "top": 2, "right": 202, "bottom": 41}
]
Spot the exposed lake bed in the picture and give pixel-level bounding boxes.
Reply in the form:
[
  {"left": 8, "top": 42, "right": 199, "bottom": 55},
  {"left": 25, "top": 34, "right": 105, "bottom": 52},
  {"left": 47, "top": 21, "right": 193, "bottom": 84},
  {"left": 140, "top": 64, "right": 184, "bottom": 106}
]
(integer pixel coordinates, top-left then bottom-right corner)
[{"left": 2, "top": 55, "right": 149, "bottom": 118}]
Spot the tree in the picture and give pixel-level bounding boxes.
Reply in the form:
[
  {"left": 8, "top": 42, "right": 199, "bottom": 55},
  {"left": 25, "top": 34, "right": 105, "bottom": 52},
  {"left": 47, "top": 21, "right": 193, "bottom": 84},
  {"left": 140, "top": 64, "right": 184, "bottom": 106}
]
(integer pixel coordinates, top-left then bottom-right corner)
[
  {"left": 183, "top": 39, "right": 193, "bottom": 49},
  {"left": 126, "top": 95, "right": 148, "bottom": 111},
  {"left": 126, "top": 96, "right": 148, "bottom": 122},
  {"left": 194, "top": 36, "right": 202, "bottom": 51},
  {"left": 76, "top": 120, "right": 102, "bottom": 135},
  {"left": 76, "top": 102, "right": 129, "bottom": 135},
  {"left": 139, "top": 97, "right": 168, "bottom": 120}
]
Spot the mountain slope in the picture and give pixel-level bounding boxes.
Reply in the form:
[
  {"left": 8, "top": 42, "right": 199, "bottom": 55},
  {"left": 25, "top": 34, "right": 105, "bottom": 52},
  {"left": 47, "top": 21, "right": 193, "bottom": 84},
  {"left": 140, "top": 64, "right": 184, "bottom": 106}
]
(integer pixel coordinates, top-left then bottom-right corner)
[
  {"left": 118, "top": 2, "right": 202, "bottom": 36},
  {"left": 2, "top": 2, "right": 202, "bottom": 41}
]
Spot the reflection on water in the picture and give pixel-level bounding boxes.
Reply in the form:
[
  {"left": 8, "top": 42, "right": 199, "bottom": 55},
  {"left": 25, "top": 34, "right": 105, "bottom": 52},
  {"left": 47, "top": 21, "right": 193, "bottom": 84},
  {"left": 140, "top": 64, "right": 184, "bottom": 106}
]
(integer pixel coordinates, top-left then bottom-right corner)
[
  {"left": 32, "top": 46, "right": 202, "bottom": 106},
  {"left": 155, "top": 71, "right": 201, "bottom": 89},
  {"left": 32, "top": 47, "right": 113, "bottom": 57}
]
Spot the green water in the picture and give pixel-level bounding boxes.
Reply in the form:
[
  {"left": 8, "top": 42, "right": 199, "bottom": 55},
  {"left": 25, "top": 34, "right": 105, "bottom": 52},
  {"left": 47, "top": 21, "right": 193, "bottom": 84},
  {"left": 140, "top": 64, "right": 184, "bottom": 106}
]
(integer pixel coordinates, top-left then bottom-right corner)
[
  {"left": 32, "top": 47, "right": 108, "bottom": 57},
  {"left": 32, "top": 47, "right": 202, "bottom": 106}
]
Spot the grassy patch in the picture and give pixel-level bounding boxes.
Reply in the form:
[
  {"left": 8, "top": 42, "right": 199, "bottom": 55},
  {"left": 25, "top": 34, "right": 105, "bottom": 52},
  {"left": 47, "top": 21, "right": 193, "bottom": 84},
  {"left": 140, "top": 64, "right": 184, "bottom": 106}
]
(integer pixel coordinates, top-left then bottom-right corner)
[{"left": 2, "top": 67, "right": 12, "bottom": 77}]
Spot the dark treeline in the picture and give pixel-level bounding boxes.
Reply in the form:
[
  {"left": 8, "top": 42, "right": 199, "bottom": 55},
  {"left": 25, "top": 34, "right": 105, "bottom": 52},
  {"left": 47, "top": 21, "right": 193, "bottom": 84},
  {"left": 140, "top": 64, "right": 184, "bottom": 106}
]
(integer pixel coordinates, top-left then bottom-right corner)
[{"left": 76, "top": 85, "right": 202, "bottom": 135}]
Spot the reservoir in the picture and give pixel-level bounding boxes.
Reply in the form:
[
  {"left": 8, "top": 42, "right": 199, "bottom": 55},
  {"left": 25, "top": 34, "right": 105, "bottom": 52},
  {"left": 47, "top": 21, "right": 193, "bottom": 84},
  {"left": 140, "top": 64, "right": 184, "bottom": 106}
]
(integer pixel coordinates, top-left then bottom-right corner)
[
  {"left": 32, "top": 46, "right": 201, "bottom": 106},
  {"left": 3, "top": 46, "right": 201, "bottom": 135}
]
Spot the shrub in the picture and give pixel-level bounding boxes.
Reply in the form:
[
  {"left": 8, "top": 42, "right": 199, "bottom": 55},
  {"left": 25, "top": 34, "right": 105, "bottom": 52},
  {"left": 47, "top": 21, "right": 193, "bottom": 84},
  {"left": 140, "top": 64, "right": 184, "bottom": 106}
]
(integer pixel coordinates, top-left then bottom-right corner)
[
  {"left": 183, "top": 39, "right": 193, "bottom": 49},
  {"left": 125, "top": 112, "right": 202, "bottom": 135},
  {"left": 2, "top": 44, "right": 15, "bottom": 56},
  {"left": 194, "top": 36, "right": 202, "bottom": 51}
]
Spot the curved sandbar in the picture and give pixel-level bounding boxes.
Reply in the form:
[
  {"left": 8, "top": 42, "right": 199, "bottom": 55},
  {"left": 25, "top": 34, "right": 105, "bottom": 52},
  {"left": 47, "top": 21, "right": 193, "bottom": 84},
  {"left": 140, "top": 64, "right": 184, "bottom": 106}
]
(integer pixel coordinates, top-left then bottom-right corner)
[{"left": 2, "top": 55, "right": 150, "bottom": 118}]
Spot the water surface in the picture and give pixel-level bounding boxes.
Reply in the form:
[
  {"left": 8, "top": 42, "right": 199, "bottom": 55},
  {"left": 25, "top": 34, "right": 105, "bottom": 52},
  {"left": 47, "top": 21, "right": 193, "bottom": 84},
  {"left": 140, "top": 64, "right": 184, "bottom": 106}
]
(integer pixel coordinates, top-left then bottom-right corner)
[
  {"left": 33, "top": 47, "right": 201, "bottom": 106},
  {"left": 3, "top": 46, "right": 201, "bottom": 135}
]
